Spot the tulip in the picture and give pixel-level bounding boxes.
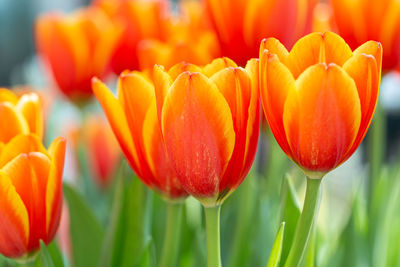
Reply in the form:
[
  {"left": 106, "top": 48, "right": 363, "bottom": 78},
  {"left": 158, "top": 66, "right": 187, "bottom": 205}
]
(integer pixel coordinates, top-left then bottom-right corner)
[
  {"left": 93, "top": 70, "right": 187, "bottom": 267},
  {"left": 0, "top": 89, "right": 43, "bottom": 143},
  {"left": 35, "top": 7, "right": 121, "bottom": 102},
  {"left": 0, "top": 134, "right": 66, "bottom": 259},
  {"left": 259, "top": 31, "right": 382, "bottom": 266},
  {"left": 153, "top": 57, "right": 260, "bottom": 267},
  {"left": 84, "top": 115, "right": 121, "bottom": 188},
  {"left": 138, "top": 1, "right": 220, "bottom": 70},
  {"left": 205, "top": 0, "right": 316, "bottom": 65},
  {"left": 95, "top": 0, "right": 169, "bottom": 74},
  {"left": 331, "top": 0, "right": 400, "bottom": 71}
]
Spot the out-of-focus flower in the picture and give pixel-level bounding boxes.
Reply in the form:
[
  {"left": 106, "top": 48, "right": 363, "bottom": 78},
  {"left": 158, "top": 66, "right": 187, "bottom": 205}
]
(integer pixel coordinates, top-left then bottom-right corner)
[
  {"left": 260, "top": 32, "right": 382, "bottom": 178},
  {"left": 153, "top": 58, "right": 260, "bottom": 206},
  {"left": 94, "top": 0, "right": 168, "bottom": 74},
  {"left": 83, "top": 115, "right": 121, "bottom": 188},
  {"left": 35, "top": 7, "right": 121, "bottom": 102},
  {"left": 0, "top": 134, "right": 66, "bottom": 258},
  {"left": 331, "top": 0, "right": 400, "bottom": 71},
  {"left": 312, "top": 3, "right": 334, "bottom": 32},
  {"left": 92, "top": 72, "right": 187, "bottom": 200},
  {"left": 138, "top": 1, "right": 220, "bottom": 71},
  {"left": 0, "top": 89, "right": 43, "bottom": 143},
  {"left": 205, "top": 0, "right": 316, "bottom": 65}
]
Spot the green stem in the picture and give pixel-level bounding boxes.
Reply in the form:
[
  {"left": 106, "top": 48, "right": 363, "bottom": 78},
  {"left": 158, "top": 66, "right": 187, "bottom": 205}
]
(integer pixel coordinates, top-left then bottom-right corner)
[
  {"left": 159, "top": 202, "right": 183, "bottom": 267},
  {"left": 205, "top": 205, "right": 222, "bottom": 267},
  {"left": 284, "top": 178, "right": 321, "bottom": 267}
]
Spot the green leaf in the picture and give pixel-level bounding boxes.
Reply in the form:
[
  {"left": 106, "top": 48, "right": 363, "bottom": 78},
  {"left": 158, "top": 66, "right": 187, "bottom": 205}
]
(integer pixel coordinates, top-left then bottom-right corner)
[
  {"left": 100, "top": 167, "right": 153, "bottom": 267},
  {"left": 64, "top": 184, "right": 104, "bottom": 267},
  {"left": 138, "top": 237, "right": 156, "bottom": 267},
  {"left": 267, "top": 222, "right": 285, "bottom": 267},
  {"left": 279, "top": 175, "right": 301, "bottom": 266},
  {"left": 35, "top": 240, "right": 54, "bottom": 267}
]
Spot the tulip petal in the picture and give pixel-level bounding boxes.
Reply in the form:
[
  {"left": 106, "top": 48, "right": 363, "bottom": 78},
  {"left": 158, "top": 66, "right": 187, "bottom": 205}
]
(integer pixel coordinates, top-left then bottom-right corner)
[
  {"left": 288, "top": 32, "right": 353, "bottom": 78},
  {"left": 283, "top": 63, "right": 361, "bottom": 173},
  {"left": 0, "top": 172, "right": 29, "bottom": 258},
  {"left": 260, "top": 51, "right": 295, "bottom": 157},
  {"left": 353, "top": 41, "right": 383, "bottom": 80},
  {"left": 167, "top": 62, "right": 202, "bottom": 80},
  {"left": 0, "top": 89, "right": 18, "bottom": 104},
  {"left": 92, "top": 78, "right": 139, "bottom": 171},
  {"left": 0, "top": 103, "right": 30, "bottom": 143},
  {"left": 46, "top": 137, "right": 66, "bottom": 241},
  {"left": 154, "top": 65, "right": 173, "bottom": 120},
  {"left": 202, "top": 57, "right": 238, "bottom": 77},
  {"left": 343, "top": 54, "right": 379, "bottom": 161},
  {"left": 259, "top": 38, "right": 289, "bottom": 64},
  {"left": 119, "top": 72, "right": 155, "bottom": 180},
  {"left": 161, "top": 72, "right": 235, "bottom": 198},
  {"left": 0, "top": 134, "right": 48, "bottom": 168},
  {"left": 2, "top": 153, "right": 50, "bottom": 250},
  {"left": 16, "top": 93, "right": 44, "bottom": 139}
]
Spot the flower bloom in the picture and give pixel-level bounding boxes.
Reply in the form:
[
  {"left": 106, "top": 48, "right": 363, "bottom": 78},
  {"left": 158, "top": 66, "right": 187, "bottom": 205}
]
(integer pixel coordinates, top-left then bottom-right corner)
[
  {"left": 0, "top": 134, "right": 66, "bottom": 258},
  {"left": 260, "top": 32, "right": 382, "bottom": 178},
  {"left": 35, "top": 7, "right": 121, "bottom": 101},
  {"left": 0, "top": 89, "right": 43, "bottom": 143},
  {"left": 205, "top": 0, "right": 316, "bottom": 65},
  {"left": 138, "top": 0, "right": 220, "bottom": 70},
  {"left": 95, "top": 0, "right": 169, "bottom": 74},
  {"left": 331, "top": 0, "right": 400, "bottom": 71},
  {"left": 92, "top": 72, "right": 187, "bottom": 199},
  {"left": 84, "top": 115, "right": 121, "bottom": 188},
  {"left": 153, "top": 58, "right": 260, "bottom": 206}
]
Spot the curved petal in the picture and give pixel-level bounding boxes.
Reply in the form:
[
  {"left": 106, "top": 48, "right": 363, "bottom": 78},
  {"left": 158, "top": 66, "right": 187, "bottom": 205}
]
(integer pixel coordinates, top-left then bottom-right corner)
[
  {"left": 167, "top": 62, "right": 202, "bottom": 80},
  {"left": 259, "top": 38, "right": 289, "bottom": 64},
  {"left": 0, "top": 103, "right": 30, "bottom": 143},
  {"left": 287, "top": 32, "right": 353, "bottom": 78},
  {"left": 92, "top": 78, "right": 139, "bottom": 172},
  {"left": 202, "top": 57, "right": 238, "bottom": 77},
  {"left": 0, "top": 134, "right": 48, "bottom": 168},
  {"left": 46, "top": 137, "right": 66, "bottom": 242},
  {"left": 154, "top": 65, "right": 173, "bottom": 120},
  {"left": 283, "top": 63, "right": 361, "bottom": 173},
  {"left": 0, "top": 172, "right": 29, "bottom": 258},
  {"left": 352, "top": 41, "right": 383, "bottom": 80},
  {"left": 343, "top": 54, "right": 380, "bottom": 161},
  {"left": 0, "top": 89, "right": 18, "bottom": 104},
  {"left": 260, "top": 51, "right": 294, "bottom": 157},
  {"left": 16, "top": 93, "right": 44, "bottom": 139},
  {"left": 161, "top": 72, "right": 235, "bottom": 199}
]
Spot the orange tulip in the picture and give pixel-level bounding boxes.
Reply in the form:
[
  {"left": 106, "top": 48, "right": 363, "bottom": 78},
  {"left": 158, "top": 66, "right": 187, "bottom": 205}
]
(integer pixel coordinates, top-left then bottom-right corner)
[
  {"left": 84, "top": 115, "right": 121, "bottom": 188},
  {"left": 95, "top": 0, "right": 169, "bottom": 74},
  {"left": 0, "top": 89, "right": 43, "bottom": 143},
  {"left": 92, "top": 72, "right": 187, "bottom": 199},
  {"left": 205, "top": 0, "right": 316, "bottom": 66},
  {"left": 153, "top": 58, "right": 260, "bottom": 206},
  {"left": 331, "top": 0, "right": 400, "bottom": 71},
  {"left": 0, "top": 134, "right": 66, "bottom": 258},
  {"left": 138, "top": 1, "right": 220, "bottom": 70},
  {"left": 35, "top": 7, "right": 121, "bottom": 101},
  {"left": 260, "top": 32, "right": 382, "bottom": 178}
]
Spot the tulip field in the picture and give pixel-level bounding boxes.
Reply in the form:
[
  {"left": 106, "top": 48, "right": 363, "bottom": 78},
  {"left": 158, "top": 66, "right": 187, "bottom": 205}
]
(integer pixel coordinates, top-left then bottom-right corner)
[{"left": 0, "top": 0, "right": 400, "bottom": 266}]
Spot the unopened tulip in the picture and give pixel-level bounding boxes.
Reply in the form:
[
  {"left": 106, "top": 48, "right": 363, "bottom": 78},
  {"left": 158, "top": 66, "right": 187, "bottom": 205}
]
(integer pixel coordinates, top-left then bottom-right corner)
[
  {"left": 92, "top": 72, "right": 187, "bottom": 200},
  {"left": 153, "top": 58, "right": 260, "bottom": 207},
  {"left": 0, "top": 89, "right": 43, "bottom": 143},
  {"left": 331, "top": 0, "right": 400, "bottom": 70},
  {"left": 0, "top": 134, "right": 66, "bottom": 259},
  {"left": 35, "top": 7, "right": 121, "bottom": 101},
  {"left": 84, "top": 115, "right": 121, "bottom": 188},
  {"left": 260, "top": 32, "right": 382, "bottom": 178},
  {"left": 205, "top": 0, "right": 316, "bottom": 65}
]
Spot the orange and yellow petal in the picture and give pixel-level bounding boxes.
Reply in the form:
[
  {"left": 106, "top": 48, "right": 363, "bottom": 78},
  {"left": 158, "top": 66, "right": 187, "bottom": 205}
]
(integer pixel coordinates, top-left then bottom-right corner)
[
  {"left": 16, "top": 93, "right": 44, "bottom": 139},
  {"left": 0, "top": 103, "right": 30, "bottom": 143}
]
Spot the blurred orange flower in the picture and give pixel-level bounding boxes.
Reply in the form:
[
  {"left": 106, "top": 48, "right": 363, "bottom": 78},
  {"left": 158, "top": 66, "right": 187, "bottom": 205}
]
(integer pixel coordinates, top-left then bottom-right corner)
[
  {"left": 92, "top": 73, "right": 187, "bottom": 200},
  {"left": 153, "top": 58, "right": 260, "bottom": 206},
  {"left": 35, "top": 7, "right": 121, "bottom": 101},
  {"left": 331, "top": 0, "right": 400, "bottom": 71},
  {"left": 205, "top": 0, "right": 316, "bottom": 65},
  {"left": 138, "top": 0, "right": 220, "bottom": 70},
  {"left": 84, "top": 115, "right": 121, "bottom": 188},
  {"left": 0, "top": 134, "right": 66, "bottom": 258},
  {"left": 260, "top": 32, "right": 382, "bottom": 178},
  {"left": 0, "top": 89, "right": 43, "bottom": 143},
  {"left": 95, "top": 0, "right": 169, "bottom": 74}
]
